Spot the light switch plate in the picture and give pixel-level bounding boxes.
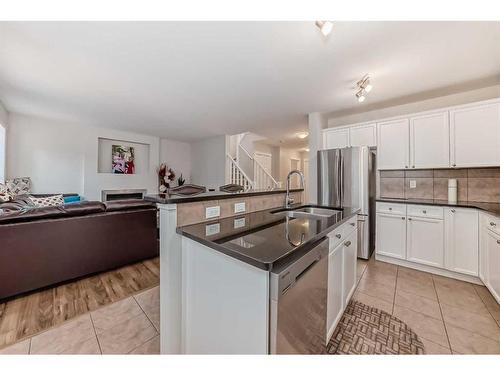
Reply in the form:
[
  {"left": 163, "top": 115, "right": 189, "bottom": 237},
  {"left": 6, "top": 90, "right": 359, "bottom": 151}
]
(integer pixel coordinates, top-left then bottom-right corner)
[
  {"left": 234, "top": 202, "right": 246, "bottom": 214},
  {"left": 409, "top": 180, "right": 417, "bottom": 189},
  {"left": 234, "top": 217, "right": 246, "bottom": 229},
  {"left": 205, "top": 206, "right": 220, "bottom": 219},
  {"left": 205, "top": 223, "right": 220, "bottom": 236}
]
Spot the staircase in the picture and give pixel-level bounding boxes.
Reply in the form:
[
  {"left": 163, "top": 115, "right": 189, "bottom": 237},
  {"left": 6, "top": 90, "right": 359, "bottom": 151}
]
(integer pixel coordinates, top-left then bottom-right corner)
[{"left": 226, "top": 134, "right": 279, "bottom": 190}]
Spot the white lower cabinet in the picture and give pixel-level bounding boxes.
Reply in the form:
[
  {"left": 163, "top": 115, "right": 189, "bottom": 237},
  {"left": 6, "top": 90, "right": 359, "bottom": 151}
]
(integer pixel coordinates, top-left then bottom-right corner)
[
  {"left": 376, "top": 202, "right": 483, "bottom": 282},
  {"left": 342, "top": 231, "right": 358, "bottom": 306},
  {"left": 483, "top": 225, "right": 500, "bottom": 303},
  {"left": 375, "top": 213, "right": 407, "bottom": 259},
  {"left": 406, "top": 216, "right": 444, "bottom": 268},
  {"left": 444, "top": 208, "right": 479, "bottom": 276},
  {"left": 326, "top": 223, "right": 358, "bottom": 342},
  {"left": 327, "top": 241, "right": 343, "bottom": 341}
]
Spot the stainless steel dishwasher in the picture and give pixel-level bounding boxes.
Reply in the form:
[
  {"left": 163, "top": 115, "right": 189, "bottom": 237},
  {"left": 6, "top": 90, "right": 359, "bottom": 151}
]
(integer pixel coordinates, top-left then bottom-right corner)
[{"left": 269, "top": 237, "right": 328, "bottom": 354}]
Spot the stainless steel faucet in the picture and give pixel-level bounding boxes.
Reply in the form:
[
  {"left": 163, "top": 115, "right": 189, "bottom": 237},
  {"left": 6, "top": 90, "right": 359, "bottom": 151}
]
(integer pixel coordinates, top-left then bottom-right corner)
[{"left": 285, "top": 170, "right": 305, "bottom": 208}]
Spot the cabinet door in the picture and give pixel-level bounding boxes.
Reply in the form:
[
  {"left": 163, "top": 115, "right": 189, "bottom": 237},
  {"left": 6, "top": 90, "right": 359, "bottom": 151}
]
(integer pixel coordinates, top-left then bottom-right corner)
[
  {"left": 376, "top": 213, "right": 407, "bottom": 259},
  {"left": 342, "top": 231, "right": 358, "bottom": 306},
  {"left": 450, "top": 102, "right": 500, "bottom": 168},
  {"left": 327, "top": 243, "right": 344, "bottom": 342},
  {"left": 444, "top": 208, "right": 479, "bottom": 276},
  {"left": 377, "top": 119, "right": 410, "bottom": 170},
  {"left": 324, "top": 128, "right": 349, "bottom": 149},
  {"left": 350, "top": 123, "right": 376, "bottom": 147},
  {"left": 407, "top": 216, "right": 445, "bottom": 268},
  {"left": 410, "top": 111, "right": 450, "bottom": 169},
  {"left": 485, "top": 229, "right": 500, "bottom": 304},
  {"left": 479, "top": 214, "right": 490, "bottom": 285}
]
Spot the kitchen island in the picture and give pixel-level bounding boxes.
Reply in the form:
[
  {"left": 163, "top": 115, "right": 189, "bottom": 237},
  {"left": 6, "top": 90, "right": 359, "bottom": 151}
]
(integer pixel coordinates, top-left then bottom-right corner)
[{"left": 146, "top": 188, "right": 360, "bottom": 354}]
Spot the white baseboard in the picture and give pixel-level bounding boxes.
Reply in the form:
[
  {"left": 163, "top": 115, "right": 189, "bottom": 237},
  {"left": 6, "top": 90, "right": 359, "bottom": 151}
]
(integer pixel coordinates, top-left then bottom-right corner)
[{"left": 375, "top": 254, "right": 483, "bottom": 285}]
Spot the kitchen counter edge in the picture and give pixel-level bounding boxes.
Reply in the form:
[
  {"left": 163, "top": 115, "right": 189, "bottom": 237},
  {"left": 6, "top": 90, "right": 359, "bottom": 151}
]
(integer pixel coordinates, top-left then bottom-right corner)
[{"left": 176, "top": 207, "right": 361, "bottom": 271}]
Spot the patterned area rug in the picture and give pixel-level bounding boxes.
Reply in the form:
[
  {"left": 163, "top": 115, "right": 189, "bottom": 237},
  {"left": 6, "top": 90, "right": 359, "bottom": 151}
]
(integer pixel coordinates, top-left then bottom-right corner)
[{"left": 327, "top": 299, "right": 425, "bottom": 354}]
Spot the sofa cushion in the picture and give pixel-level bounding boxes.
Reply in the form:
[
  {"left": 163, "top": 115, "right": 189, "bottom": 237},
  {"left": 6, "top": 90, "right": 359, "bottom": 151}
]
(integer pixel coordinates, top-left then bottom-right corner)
[
  {"left": 104, "top": 199, "right": 156, "bottom": 212},
  {"left": 29, "top": 194, "right": 64, "bottom": 208},
  {"left": 0, "top": 206, "right": 67, "bottom": 224},
  {"left": 0, "top": 201, "right": 106, "bottom": 224},
  {"left": 0, "top": 195, "right": 35, "bottom": 212},
  {"left": 64, "top": 202, "right": 106, "bottom": 216}
]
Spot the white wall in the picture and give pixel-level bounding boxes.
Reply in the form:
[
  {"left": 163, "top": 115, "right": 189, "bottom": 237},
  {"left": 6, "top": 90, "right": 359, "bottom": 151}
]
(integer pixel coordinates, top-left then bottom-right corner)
[
  {"left": 190, "top": 135, "right": 227, "bottom": 190},
  {"left": 0, "top": 101, "right": 8, "bottom": 184},
  {"left": 308, "top": 112, "right": 326, "bottom": 204},
  {"left": 253, "top": 142, "right": 280, "bottom": 182},
  {"left": 279, "top": 147, "right": 304, "bottom": 188},
  {"left": 6, "top": 113, "right": 161, "bottom": 200},
  {"left": 326, "top": 84, "right": 500, "bottom": 128},
  {"left": 160, "top": 138, "right": 192, "bottom": 184}
]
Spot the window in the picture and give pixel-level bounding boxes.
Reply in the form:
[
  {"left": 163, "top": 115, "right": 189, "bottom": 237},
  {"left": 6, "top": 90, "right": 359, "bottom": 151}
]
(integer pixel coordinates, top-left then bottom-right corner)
[{"left": 0, "top": 124, "right": 5, "bottom": 184}]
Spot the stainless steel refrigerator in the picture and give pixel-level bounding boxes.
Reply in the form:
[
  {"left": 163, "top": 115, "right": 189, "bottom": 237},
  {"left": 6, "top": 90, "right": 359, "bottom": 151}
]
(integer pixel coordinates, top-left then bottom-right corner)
[{"left": 317, "top": 146, "right": 376, "bottom": 259}]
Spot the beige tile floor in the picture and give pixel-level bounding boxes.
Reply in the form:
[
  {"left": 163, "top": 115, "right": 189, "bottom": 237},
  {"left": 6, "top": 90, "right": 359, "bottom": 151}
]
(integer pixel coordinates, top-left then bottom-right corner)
[
  {"left": 0, "top": 286, "right": 160, "bottom": 355},
  {"left": 354, "top": 257, "right": 500, "bottom": 354},
  {"left": 2, "top": 257, "right": 500, "bottom": 355}
]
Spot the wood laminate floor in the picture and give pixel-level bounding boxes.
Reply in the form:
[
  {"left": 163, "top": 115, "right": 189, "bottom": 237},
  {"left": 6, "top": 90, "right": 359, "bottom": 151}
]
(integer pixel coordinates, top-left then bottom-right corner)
[{"left": 0, "top": 257, "right": 159, "bottom": 350}]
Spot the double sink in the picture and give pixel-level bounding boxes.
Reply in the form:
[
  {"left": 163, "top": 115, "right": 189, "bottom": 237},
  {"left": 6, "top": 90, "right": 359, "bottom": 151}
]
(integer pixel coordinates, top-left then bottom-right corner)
[{"left": 271, "top": 205, "right": 342, "bottom": 220}]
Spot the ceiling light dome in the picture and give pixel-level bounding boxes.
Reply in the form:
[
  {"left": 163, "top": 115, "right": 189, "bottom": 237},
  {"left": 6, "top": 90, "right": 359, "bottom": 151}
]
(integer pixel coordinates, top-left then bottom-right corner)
[
  {"left": 296, "top": 131, "right": 309, "bottom": 139},
  {"left": 315, "top": 21, "right": 334, "bottom": 37}
]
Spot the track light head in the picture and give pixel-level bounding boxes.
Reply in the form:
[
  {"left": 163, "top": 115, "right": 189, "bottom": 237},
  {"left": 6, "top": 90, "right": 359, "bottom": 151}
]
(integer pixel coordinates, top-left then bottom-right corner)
[{"left": 315, "top": 21, "right": 334, "bottom": 37}]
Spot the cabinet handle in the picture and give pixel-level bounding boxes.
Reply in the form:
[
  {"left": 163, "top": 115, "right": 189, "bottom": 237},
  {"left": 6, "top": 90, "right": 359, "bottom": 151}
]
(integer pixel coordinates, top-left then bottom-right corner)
[
  {"left": 490, "top": 222, "right": 497, "bottom": 227},
  {"left": 412, "top": 165, "right": 415, "bottom": 168},
  {"left": 422, "top": 210, "right": 427, "bottom": 214},
  {"left": 344, "top": 241, "right": 352, "bottom": 247},
  {"left": 335, "top": 234, "right": 342, "bottom": 239},
  {"left": 452, "top": 164, "right": 457, "bottom": 167},
  {"left": 451, "top": 209, "right": 455, "bottom": 213},
  {"left": 405, "top": 165, "right": 409, "bottom": 169},
  {"left": 402, "top": 217, "right": 405, "bottom": 220},
  {"left": 497, "top": 240, "right": 500, "bottom": 245},
  {"left": 408, "top": 218, "right": 412, "bottom": 221},
  {"left": 388, "top": 207, "right": 392, "bottom": 211},
  {"left": 350, "top": 222, "right": 355, "bottom": 226}
]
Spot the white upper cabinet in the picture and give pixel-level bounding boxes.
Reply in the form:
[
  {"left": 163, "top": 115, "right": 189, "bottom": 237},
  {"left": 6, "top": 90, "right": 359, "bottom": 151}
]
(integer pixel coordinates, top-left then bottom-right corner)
[
  {"left": 450, "top": 102, "right": 500, "bottom": 168},
  {"left": 323, "top": 128, "right": 349, "bottom": 149},
  {"left": 377, "top": 119, "right": 410, "bottom": 170},
  {"left": 349, "top": 123, "right": 377, "bottom": 147},
  {"left": 444, "top": 208, "right": 478, "bottom": 276},
  {"left": 410, "top": 111, "right": 450, "bottom": 169}
]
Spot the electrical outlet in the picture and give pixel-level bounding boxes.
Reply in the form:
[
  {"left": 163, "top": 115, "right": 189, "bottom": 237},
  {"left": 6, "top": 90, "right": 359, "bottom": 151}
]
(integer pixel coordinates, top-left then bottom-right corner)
[
  {"left": 234, "top": 217, "right": 246, "bottom": 229},
  {"left": 234, "top": 202, "right": 246, "bottom": 214},
  {"left": 409, "top": 180, "right": 417, "bottom": 189},
  {"left": 205, "top": 223, "right": 220, "bottom": 236},
  {"left": 205, "top": 206, "right": 220, "bottom": 219}
]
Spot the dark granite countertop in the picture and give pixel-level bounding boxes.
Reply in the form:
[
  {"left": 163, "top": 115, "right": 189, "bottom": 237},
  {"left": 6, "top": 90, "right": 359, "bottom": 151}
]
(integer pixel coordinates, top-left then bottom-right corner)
[
  {"left": 176, "top": 204, "right": 360, "bottom": 271},
  {"left": 376, "top": 198, "right": 500, "bottom": 217},
  {"left": 145, "top": 188, "right": 303, "bottom": 204}
]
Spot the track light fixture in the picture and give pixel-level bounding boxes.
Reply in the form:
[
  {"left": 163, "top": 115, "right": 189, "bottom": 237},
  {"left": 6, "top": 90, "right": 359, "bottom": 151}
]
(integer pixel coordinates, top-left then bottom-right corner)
[
  {"left": 355, "top": 74, "right": 372, "bottom": 103},
  {"left": 315, "top": 21, "right": 333, "bottom": 37}
]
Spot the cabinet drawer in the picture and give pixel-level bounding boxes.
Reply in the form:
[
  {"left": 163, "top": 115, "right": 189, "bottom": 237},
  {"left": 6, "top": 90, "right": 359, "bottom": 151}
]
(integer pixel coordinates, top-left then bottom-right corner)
[
  {"left": 407, "top": 205, "right": 443, "bottom": 219},
  {"left": 328, "top": 217, "right": 358, "bottom": 251},
  {"left": 376, "top": 202, "right": 406, "bottom": 216},
  {"left": 481, "top": 212, "right": 500, "bottom": 237}
]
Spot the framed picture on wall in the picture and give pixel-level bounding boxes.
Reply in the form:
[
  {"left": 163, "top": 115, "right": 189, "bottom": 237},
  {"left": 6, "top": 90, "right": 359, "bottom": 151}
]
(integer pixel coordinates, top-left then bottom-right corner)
[{"left": 112, "top": 145, "right": 135, "bottom": 174}]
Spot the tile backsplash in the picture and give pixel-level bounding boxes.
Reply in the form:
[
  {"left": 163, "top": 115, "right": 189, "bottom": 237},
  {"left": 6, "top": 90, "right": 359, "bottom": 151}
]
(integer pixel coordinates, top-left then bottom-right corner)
[{"left": 379, "top": 168, "right": 500, "bottom": 203}]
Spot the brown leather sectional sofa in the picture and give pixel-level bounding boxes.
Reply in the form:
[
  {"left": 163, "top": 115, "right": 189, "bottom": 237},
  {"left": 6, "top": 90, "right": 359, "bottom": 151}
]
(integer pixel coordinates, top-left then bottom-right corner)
[{"left": 0, "top": 198, "right": 159, "bottom": 300}]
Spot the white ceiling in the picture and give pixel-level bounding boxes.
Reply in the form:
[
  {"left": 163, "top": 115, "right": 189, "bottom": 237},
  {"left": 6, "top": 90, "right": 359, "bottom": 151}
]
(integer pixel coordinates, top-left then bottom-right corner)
[{"left": 1, "top": 21, "right": 500, "bottom": 145}]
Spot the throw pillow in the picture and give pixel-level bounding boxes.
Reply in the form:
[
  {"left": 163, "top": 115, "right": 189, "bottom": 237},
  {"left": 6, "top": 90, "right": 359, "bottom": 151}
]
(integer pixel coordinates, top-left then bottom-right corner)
[
  {"left": 0, "top": 184, "right": 12, "bottom": 202},
  {"left": 6, "top": 177, "right": 32, "bottom": 196},
  {"left": 29, "top": 194, "right": 64, "bottom": 208}
]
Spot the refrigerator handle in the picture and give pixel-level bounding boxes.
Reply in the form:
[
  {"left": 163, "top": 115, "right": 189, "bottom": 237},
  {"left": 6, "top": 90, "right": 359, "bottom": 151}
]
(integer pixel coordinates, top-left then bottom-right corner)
[{"left": 339, "top": 152, "right": 344, "bottom": 207}]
